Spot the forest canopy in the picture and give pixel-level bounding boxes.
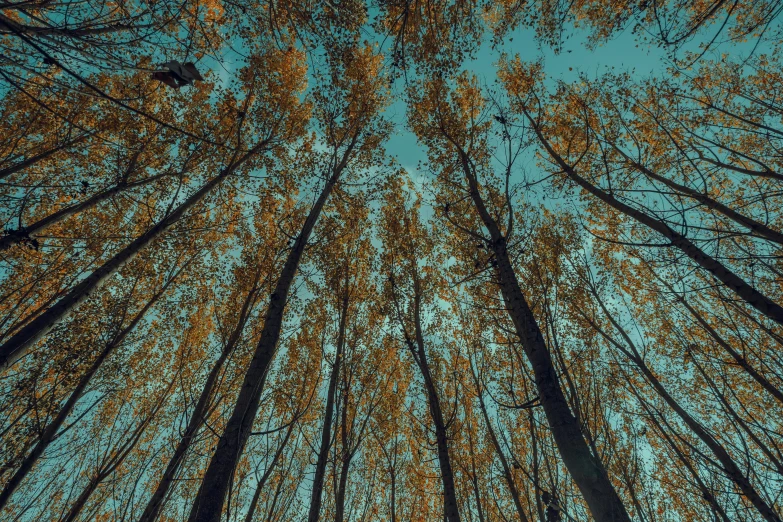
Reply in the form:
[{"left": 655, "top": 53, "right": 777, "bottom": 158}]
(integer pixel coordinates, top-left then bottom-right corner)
[{"left": 1, "top": 1, "right": 783, "bottom": 521}]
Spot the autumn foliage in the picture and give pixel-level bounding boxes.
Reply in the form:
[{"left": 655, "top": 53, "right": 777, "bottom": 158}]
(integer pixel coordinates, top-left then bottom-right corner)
[{"left": 1, "top": 1, "right": 782, "bottom": 521}]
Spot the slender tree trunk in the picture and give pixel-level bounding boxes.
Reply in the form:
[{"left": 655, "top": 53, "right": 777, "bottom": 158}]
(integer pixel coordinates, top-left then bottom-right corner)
[
  {"left": 465, "top": 421, "right": 486, "bottom": 522},
  {"left": 407, "top": 284, "right": 461, "bottom": 522},
  {"left": 308, "top": 294, "right": 349, "bottom": 522},
  {"left": 456, "top": 151, "right": 632, "bottom": 522},
  {"left": 334, "top": 449, "right": 352, "bottom": 522},
  {"left": 588, "top": 296, "right": 782, "bottom": 522},
  {"left": 0, "top": 142, "right": 265, "bottom": 371},
  {"left": 470, "top": 361, "right": 529, "bottom": 522},
  {"left": 529, "top": 409, "right": 546, "bottom": 522},
  {"left": 624, "top": 156, "right": 783, "bottom": 246},
  {"left": 243, "top": 421, "right": 296, "bottom": 522},
  {"left": 138, "top": 276, "right": 260, "bottom": 522},
  {"left": 653, "top": 273, "right": 783, "bottom": 406},
  {"left": 0, "top": 132, "right": 89, "bottom": 180},
  {"left": 629, "top": 386, "right": 732, "bottom": 522},
  {"left": 187, "top": 142, "right": 354, "bottom": 522},
  {"left": 0, "top": 265, "right": 184, "bottom": 511},
  {"left": 390, "top": 468, "right": 396, "bottom": 522},
  {"left": 691, "top": 355, "right": 783, "bottom": 475},
  {"left": 0, "top": 172, "right": 168, "bottom": 251},
  {"left": 524, "top": 112, "right": 783, "bottom": 326},
  {"left": 61, "top": 376, "right": 173, "bottom": 522}
]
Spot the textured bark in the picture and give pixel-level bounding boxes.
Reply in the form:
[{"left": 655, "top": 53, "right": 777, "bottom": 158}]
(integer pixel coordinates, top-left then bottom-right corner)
[
  {"left": 307, "top": 294, "right": 349, "bottom": 522},
  {"left": 0, "top": 13, "right": 152, "bottom": 37},
  {"left": 138, "top": 275, "right": 261, "bottom": 522},
  {"left": 0, "top": 143, "right": 264, "bottom": 371},
  {"left": 470, "top": 363, "right": 529, "bottom": 522},
  {"left": 0, "top": 267, "right": 183, "bottom": 511},
  {"left": 464, "top": 422, "right": 486, "bottom": 522},
  {"left": 589, "top": 296, "right": 782, "bottom": 522},
  {"left": 456, "top": 150, "right": 632, "bottom": 522},
  {"left": 333, "top": 445, "right": 352, "bottom": 522},
  {"left": 526, "top": 113, "right": 783, "bottom": 326},
  {"left": 186, "top": 139, "right": 355, "bottom": 522}
]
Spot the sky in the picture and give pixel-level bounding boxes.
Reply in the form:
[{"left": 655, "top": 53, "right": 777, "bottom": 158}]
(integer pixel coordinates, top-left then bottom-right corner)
[{"left": 383, "top": 23, "right": 670, "bottom": 177}]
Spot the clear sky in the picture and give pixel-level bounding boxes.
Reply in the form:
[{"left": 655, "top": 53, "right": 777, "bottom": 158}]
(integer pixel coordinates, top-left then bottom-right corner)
[{"left": 383, "top": 23, "right": 670, "bottom": 176}]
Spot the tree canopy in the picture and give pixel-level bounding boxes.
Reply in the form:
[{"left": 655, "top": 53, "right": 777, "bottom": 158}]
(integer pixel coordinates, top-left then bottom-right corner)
[{"left": 1, "top": 1, "right": 782, "bottom": 521}]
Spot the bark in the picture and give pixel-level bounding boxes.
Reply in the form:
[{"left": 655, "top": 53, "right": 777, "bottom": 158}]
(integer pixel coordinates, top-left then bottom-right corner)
[
  {"left": 0, "top": 265, "right": 184, "bottom": 511},
  {"left": 243, "top": 421, "right": 296, "bottom": 522},
  {"left": 525, "top": 111, "right": 783, "bottom": 326},
  {"left": 390, "top": 469, "right": 396, "bottom": 522},
  {"left": 0, "top": 132, "right": 89, "bottom": 180},
  {"left": 186, "top": 134, "right": 357, "bottom": 522},
  {"left": 0, "top": 12, "right": 157, "bottom": 39},
  {"left": 470, "top": 362, "right": 529, "bottom": 522},
  {"left": 455, "top": 149, "right": 632, "bottom": 522},
  {"left": 403, "top": 281, "right": 461, "bottom": 522},
  {"left": 0, "top": 142, "right": 265, "bottom": 371},
  {"left": 138, "top": 275, "right": 261, "bottom": 522},
  {"left": 0, "top": 172, "right": 168, "bottom": 251},
  {"left": 587, "top": 295, "right": 782, "bottom": 522},
  {"left": 307, "top": 294, "right": 349, "bottom": 522}
]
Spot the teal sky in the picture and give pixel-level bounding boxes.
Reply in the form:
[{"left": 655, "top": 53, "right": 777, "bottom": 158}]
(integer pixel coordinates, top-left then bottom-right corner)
[{"left": 383, "top": 24, "right": 669, "bottom": 176}]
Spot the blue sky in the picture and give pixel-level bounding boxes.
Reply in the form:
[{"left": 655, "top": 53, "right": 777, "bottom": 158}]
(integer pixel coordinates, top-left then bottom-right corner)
[{"left": 383, "top": 23, "right": 669, "bottom": 176}]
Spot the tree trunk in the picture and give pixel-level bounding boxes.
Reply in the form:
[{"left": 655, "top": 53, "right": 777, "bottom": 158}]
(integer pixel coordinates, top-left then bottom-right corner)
[
  {"left": 457, "top": 151, "right": 632, "bottom": 522},
  {"left": 334, "top": 449, "right": 352, "bottom": 522},
  {"left": 588, "top": 295, "right": 782, "bottom": 522},
  {"left": 652, "top": 272, "right": 783, "bottom": 406},
  {"left": 0, "top": 265, "right": 184, "bottom": 511},
  {"left": 308, "top": 294, "right": 349, "bottom": 522},
  {"left": 470, "top": 360, "right": 529, "bottom": 522},
  {"left": 0, "top": 172, "right": 168, "bottom": 251},
  {"left": 408, "top": 284, "right": 461, "bottom": 522},
  {"left": 630, "top": 385, "right": 732, "bottom": 522},
  {"left": 623, "top": 155, "right": 783, "bottom": 246},
  {"left": 138, "top": 275, "right": 260, "bottom": 522},
  {"left": 186, "top": 146, "right": 353, "bottom": 522},
  {"left": 465, "top": 421, "right": 486, "bottom": 522},
  {"left": 61, "top": 374, "right": 173, "bottom": 522},
  {"left": 0, "top": 142, "right": 265, "bottom": 371},
  {"left": 525, "top": 112, "right": 783, "bottom": 326},
  {"left": 0, "top": 132, "right": 89, "bottom": 180},
  {"left": 243, "top": 420, "right": 296, "bottom": 522}
]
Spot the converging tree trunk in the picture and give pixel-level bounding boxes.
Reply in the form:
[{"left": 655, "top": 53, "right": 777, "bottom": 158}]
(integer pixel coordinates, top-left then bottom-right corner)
[
  {"left": 455, "top": 148, "right": 632, "bottom": 522},
  {"left": 523, "top": 111, "right": 783, "bottom": 326},
  {"left": 0, "top": 142, "right": 267, "bottom": 371},
  {"left": 0, "top": 262, "right": 188, "bottom": 511},
  {"left": 137, "top": 271, "right": 262, "bottom": 522},
  {"left": 307, "top": 293, "right": 349, "bottom": 522},
  {"left": 187, "top": 132, "right": 359, "bottom": 522},
  {"left": 583, "top": 286, "right": 782, "bottom": 522}
]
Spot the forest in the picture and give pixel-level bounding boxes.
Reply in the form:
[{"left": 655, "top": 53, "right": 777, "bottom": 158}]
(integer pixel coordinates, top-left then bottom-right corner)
[{"left": 1, "top": 1, "right": 782, "bottom": 521}]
